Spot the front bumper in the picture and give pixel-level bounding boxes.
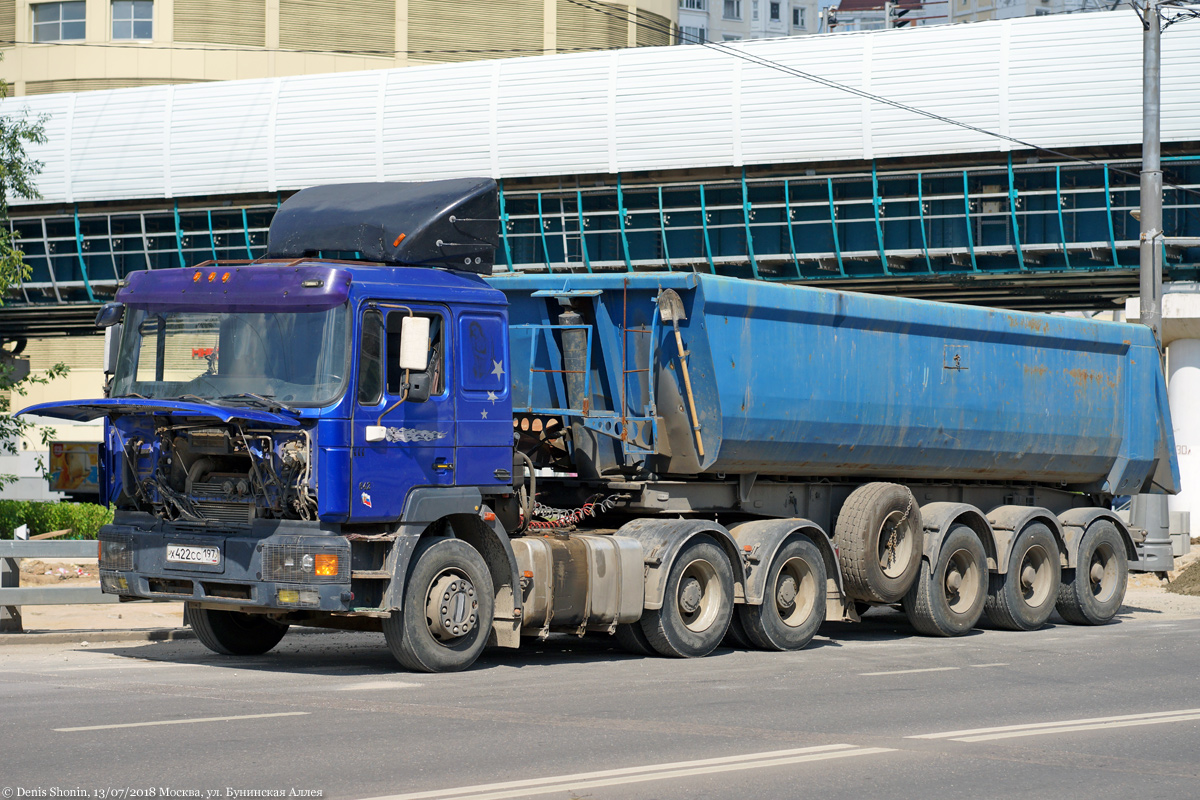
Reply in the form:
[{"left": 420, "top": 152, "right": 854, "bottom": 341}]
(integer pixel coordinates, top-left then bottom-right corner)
[{"left": 98, "top": 515, "right": 352, "bottom": 612}]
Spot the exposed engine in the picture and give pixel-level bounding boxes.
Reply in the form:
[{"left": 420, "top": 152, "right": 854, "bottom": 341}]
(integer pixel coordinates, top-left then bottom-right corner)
[{"left": 116, "top": 423, "right": 317, "bottom": 523}]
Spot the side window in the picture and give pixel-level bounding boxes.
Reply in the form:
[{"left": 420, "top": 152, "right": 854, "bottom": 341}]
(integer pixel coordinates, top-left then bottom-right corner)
[
  {"left": 386, "top": 312, "right": 445, "bottom": 399},
  {"left": 458, "top": 312, "right": 507, "bottom": 397},
  {"left": 357, "top": 309, "right": 383, "bottom": 405}
]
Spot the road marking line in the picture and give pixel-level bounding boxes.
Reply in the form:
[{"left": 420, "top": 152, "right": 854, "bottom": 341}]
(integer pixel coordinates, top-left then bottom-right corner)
[
  {"left": 952, "top": 713, "right": 1200, "bottom": 742},
  {"left": 336, "top": 680, "right": 422, "bottom": 691},
  {"left": 358, "top": 744, "right": 895, "bottom": 800},
  {"left": 859, "top": 666, "right": 959, "bottom": 676},
  {"left": 55, "top": 711, "right": 309, "bottom": 732},
  {"left": 908, "top": 708, "right": 1200, "bottom": 741},
  {"left": 969, "top": 663, "right": 1009, "bottom": 668}
]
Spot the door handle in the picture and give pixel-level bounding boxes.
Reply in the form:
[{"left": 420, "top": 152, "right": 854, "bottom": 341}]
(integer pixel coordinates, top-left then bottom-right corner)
[{"left": 433, "top": 461, "right": 454, "bottom": 472}]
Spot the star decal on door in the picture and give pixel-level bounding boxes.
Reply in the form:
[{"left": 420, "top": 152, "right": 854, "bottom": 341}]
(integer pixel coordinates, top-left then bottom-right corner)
[{"left": 491, "top": 360, "right": 505, "bottom": 378}]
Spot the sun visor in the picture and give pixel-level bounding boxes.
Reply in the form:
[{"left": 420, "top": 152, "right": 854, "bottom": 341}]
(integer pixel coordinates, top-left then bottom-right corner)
[{"left": 266, "top": 179, "right": 500, "bottom": 274}]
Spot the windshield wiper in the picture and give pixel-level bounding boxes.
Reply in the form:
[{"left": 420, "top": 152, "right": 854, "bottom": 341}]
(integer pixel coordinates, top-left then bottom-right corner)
[{"left": 214, "top": 393, "right": 294, "bottom": 413}]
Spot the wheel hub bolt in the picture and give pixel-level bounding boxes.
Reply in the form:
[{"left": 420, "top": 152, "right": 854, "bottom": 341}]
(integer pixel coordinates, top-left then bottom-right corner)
[
  {"left": 679, "top": 577, "right": 703, "bottom": 614},
  {"left": 1090, "top": 562, "right": 1106, "bottom": 584},
  {"left": 777, "top": 575, "right": 798, "bottom": 609},
  {"left": 1021, "top": 564, "right": 1037, "bottom": 590},
  {"left": 945, "top": 569, "right": 962, "bottom": 593}
]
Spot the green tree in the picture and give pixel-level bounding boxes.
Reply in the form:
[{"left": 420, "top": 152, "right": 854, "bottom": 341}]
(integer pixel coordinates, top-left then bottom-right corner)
[{"left": 0, "top": 73, "right": 62, "bottom": 489}]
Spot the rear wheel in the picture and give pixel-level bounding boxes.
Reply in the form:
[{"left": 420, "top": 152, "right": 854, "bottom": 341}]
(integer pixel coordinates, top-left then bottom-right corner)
[
  {"left": 614, "top": 621, "right": 657, "bottom": 655},
  {"left": 984, "top": 523, "right": 1060, "bottom": 631},
  {"left": 902, "top": 524, "right": 987, "bottom": 637},
  {"left": 739, "top": 538, "right": 826, "bottom": 651},
  {"left": 834, "top": 483, "right": 924, "bottom": 604},
  {"left": 187, "top": 603, "right": 289, "bottom": 656},
  {"left": 641, "top": 536, "right": 735, "bottom": 658},
  {"left": 1056, "top": 521, "right": 1128, "bottom": 625},
  {"left": 382, "top": 538, "right": 493, "bottom": 673}
]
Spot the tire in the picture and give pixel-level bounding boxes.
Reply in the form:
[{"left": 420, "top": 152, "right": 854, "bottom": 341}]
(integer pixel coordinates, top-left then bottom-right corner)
[
  {"left": 382, "top": 538, "right": 494, "bottom": 673},
  {"left": 1056, "top": 520, "right": 1128, "bottom": 625},
  {"left": 186, "top": 602, "right": 289, "bottom": 656},
  {"left": 723, "top": 611, "right": 752, "bottom": 649},
  {"left": 739, "top": 537, "right": 827, "bottom": 651},
  {"left": 614, "top": 622, "right": 657, "bottom": 656},
  {"left": 984, "top": 522, "right": 1061, "bottom": 631},
  {"left": 640, "top": 535, "right": 735, "bottom": 658},
  {"left": 902, "top": 524, "right": 987, "bottom": 637},
  {"left": 834, "top": 483, "right": 924, "bottom": 604}
]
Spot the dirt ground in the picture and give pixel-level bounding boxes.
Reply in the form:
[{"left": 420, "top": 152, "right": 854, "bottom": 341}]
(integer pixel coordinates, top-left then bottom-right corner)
[{"left": 17, "top": 558, "right": 101, "bottom": 586}]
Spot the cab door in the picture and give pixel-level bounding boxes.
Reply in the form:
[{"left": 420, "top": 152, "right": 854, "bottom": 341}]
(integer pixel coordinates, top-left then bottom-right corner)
[{"left": 351, "top": 303, "right": 455, "bottom": 521}]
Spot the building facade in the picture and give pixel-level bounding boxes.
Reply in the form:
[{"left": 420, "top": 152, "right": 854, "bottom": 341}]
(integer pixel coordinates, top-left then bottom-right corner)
[
  {"left": 677, "top": 0, "right": 820, "bottom": 43},
  {"left": 0, "top": 0, "right": 677, "bottom": 96}
]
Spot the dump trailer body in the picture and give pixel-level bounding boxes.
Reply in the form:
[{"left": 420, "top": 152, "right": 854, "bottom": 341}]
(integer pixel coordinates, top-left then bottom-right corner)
[{"left": 493, "top": 272, "right": 1177, "bottom": 496}]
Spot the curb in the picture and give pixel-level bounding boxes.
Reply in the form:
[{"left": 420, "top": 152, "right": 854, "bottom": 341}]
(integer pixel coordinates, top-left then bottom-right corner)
[{"left": 0, "top": 627, "right": 195, "bottom": 646}]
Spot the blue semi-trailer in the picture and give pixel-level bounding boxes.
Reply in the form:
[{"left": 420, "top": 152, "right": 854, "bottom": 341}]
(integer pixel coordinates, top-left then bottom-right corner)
[{"left": 22, "top": 178, "right": 1179, "bottom": 672}]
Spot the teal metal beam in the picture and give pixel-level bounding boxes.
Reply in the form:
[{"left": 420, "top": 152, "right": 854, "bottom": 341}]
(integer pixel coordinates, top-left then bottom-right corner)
[
  {"left": 71, "top": 205, "right": 96, "bottom": 302},
  {"left": 1006, "top": 154, "right": 1026, "bottom": 271},
  {"left": 826, "top": 178, "right": 845, "bottom": 276},
  {"left": 741, "top": 168, "right": 760, "bottom": 279},
  {"left": 536, "top": 192, "right": 552, "bottom": 272},
  {"left": 1055, "top": 166, "right": 1071, "bottom": 269},
  {"left": 173, "top": 201, "right": 186, "bottom": 268},
  {"left": 917, "top": 172, "right": 932, "bottom": 273},
  {"left": 206, "top": 209, "right": 218, "bottom": 262},
  {"left": 871, "top": 162, "right": 891, "bottom": 275},
  {"left": 699, "top": 184, "right": 715, "bottom": 273},
  {"left": 783, "top": 179, "right": 800, "bottom": 277},
  {"left": 616, "top": 175, "right": 632, "bottom": 272},
  {"left": 962, "top": 171, "right": 979, "bottom": 272},
  {"left": 657, "top": 186, "right": 673, "bottom": 271},
  {"left": 241, "top": 208, "right": 254, "bottom": 259},
  {"left": 575, "top": 189, "right": 592, "bottom": 273},
  {"left": 498, "top": 179, "right": 514, "bottom": 272},
  {"left": 1103, "top": 166, "right": 1120, "bottom": 268}
]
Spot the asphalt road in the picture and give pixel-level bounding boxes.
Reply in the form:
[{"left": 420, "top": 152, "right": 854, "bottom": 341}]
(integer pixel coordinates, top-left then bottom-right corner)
[{"left": 3, "top": 608, "right": 1199, "bottom": 800}]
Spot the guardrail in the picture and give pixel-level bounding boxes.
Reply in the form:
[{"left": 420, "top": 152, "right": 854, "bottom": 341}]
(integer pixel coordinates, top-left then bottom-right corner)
[{"left": 0, "top": 539, "right": 117, "bottom": 633}]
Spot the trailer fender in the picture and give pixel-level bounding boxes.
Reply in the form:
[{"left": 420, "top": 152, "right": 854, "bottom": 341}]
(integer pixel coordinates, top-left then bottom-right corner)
[
  {"left": 919, "top": 502, "right": 998, "bottom": 573},
  {"left": 985, "top": 505, "right": 1067, "bottom": 572},
  {"left": 728, "top": 518, "right": 845, "bottom": 605},
  {"left": 381, "top": 488, "right": 522, "bottom": 647},
  {"left": 1057, "top": 508, "right": 1138, "bottom": 566},
  {"left": 615, "top": 518, "right": 748, "bottom": 611}
]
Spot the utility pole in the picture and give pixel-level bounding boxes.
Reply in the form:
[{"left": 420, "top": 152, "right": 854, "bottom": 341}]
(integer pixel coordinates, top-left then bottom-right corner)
[{"left": 1138, "top": 0, "right": 1163, "bottom": 352}]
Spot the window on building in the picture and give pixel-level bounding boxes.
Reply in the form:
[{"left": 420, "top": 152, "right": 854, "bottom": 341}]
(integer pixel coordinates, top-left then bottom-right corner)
[
  {"left": 32, "top": 1, "right": 85, "bottom": 42},
  {"left": 724, "top": 0, "right": 742, "bottom": 19},
  {"left": 679, "top": 0, "right": 707, "bottom": 9},
  {"left": 769, "top": 1, "right": 781, "bottom": 20},
  {"left": 793, "top": 6, "right": 806, "bottom": 26},
  {"left": 112, "top": 0, "right": 152, "bottom": 40},
  {"left": 723, "top": 33, "right": 742, "bottom": 40},
  {"left": 752, "top": 0, "right": 759, "bottom": 20},
  {"left": 1034, "top": 7, "right": 1050, "bottom": 12},
  {"left": 680, "top": 24, "right": 707, "bottom": 42}
]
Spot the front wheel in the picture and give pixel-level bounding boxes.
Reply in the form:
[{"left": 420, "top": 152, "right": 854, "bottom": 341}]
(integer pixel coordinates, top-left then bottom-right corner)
[
  {"left": 640, "top": 536, "right": 735, "bottom": 658},
  {"left": 902, "top": 524, "right": 987, "bottom": 637},
  {"left": 739, "top": 537, "right": 826, "bottom": 651},
  {"left": 383, "top": 538, "right": 494, "bottom": 673},
  {"left": 1056, "top": 521, "right": 1128, "bottom": 625},
  {"left": 186, "top": 603, "right": 289, "bottom": 656}
]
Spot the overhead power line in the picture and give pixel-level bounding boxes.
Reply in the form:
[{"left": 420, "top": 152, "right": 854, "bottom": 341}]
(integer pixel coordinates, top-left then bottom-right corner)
[{"left": 563, "top": 0, "right": 1200, "bottom": 202}]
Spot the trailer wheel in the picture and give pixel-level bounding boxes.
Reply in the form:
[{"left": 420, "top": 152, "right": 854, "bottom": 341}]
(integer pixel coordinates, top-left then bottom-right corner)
[
  {"left": 614, "top": 622, "right": 657, "bottom": 656},
  {"left": 723, "top": 611, "right": 752, "bottom": 649},
  {"left": 834, "top": 483, "right": 924, "bottom": 604},
  {"left": 640, "top": 536, "right": 734, "bottom": 658},
  {"left": 186, "top": 603, "right": 289, "bottom": 656},
  {"left": 739, "top": 537, "right": 827, "bottom": 651},
  {"left": 984, "top": 522, "right": 1060, "bottom": 631},
  {"left": 902, "top": 525, "right": 987, "bottom": 637},
  {"left": 1055, "top": 521, "right": 1127, "bottom": 625},
  {"left": 382, "top": 538, "right": 494, "bottom": 673}
]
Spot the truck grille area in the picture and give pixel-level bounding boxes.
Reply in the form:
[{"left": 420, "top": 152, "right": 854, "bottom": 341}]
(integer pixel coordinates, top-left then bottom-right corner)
[{"left": 194, "top": 501, "right": 255, "bottom": 523}]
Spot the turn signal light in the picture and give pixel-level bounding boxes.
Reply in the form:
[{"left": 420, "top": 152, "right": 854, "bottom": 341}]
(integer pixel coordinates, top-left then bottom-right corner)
[
  {"left": 207, "top": 271, "right": 217, "bottom": 282},
  {"left": 221, "top": 272, "right": 231, "bottom": 283},
  {"left": 192, "top": 271, "right": 201, "bottom": 282},
  {"left": 314, "top": 554, "right": 339, "bottom": 577}
]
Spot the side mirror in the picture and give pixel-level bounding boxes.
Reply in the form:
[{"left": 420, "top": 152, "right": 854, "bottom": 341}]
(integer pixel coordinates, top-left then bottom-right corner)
[
  {"left": 398, "top": 315, "right": 430, "bottom": 372},
  {"left": 95, "top": 302, "right": 125, "bottom": 328},
  {"left": 103, "top": 324, "right": 123, "bottom": 375},
  {"left": 406, "top": 371, "right": 432, "bottom": 403}
]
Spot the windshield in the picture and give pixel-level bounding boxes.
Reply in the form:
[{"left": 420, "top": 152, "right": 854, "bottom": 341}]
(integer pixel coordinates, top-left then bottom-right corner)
[{"left": 111, "top": 304, "right": 350, "bottom": 407}]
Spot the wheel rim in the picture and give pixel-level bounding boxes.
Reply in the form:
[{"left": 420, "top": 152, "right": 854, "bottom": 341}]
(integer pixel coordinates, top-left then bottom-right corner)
[
  {"left": 424, "top": 568, "right": 478, "bottom": 645},
  {"left": 775, "top": 556, "right": 817, "bottom": 628},
  {"left": 676, "top": 558, "right": 722, "bottom": 633},
  {"left": 878, "top": 510, "right": 914, "bottom": 579},
  {"left": 1089, "top": 542, "right": 1119, "bottom": 602},
  {"left": 1017, "top": 544, "right": 1053, "bottom": 607},
  {"left": 942, "top": 547, "right": 980, "bottom": 615}
]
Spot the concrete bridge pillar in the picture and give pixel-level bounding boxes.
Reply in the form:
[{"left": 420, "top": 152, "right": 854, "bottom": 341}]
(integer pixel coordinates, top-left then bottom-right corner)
[{"left": 1127, "top": 284, "right": 1200, "bottom": 555}]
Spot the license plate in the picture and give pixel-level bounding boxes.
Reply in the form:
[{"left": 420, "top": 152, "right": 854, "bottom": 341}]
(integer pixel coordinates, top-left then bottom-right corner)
[{"left": 166, "top": 544, "right": 221, "bottom": 566}]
